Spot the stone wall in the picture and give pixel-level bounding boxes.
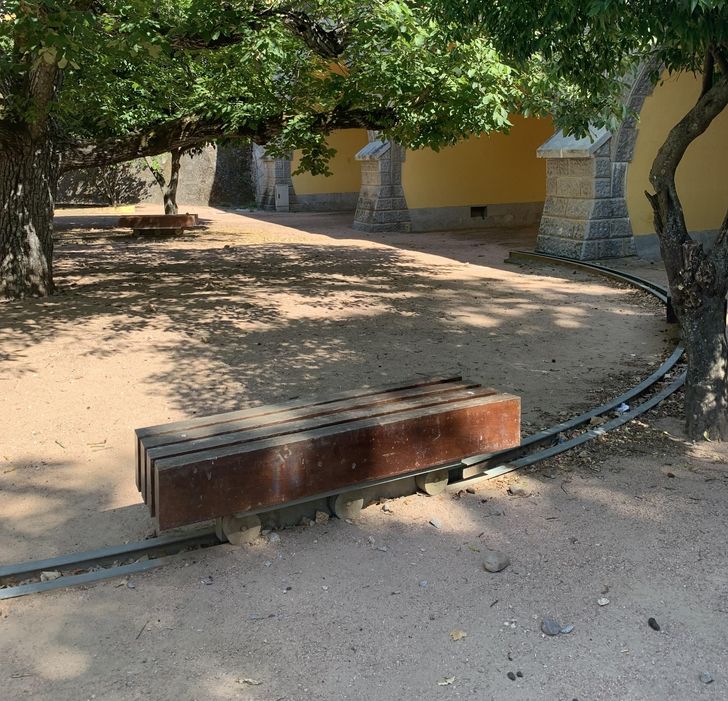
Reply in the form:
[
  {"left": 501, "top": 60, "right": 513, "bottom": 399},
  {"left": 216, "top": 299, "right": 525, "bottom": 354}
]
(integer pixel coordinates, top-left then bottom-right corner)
[{"left": 58, "top": 143, "right": 255, "bottom": 208}]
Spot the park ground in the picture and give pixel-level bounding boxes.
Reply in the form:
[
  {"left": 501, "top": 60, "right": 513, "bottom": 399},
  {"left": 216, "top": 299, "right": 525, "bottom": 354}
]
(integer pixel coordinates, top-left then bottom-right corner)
[{"left": 1, "top": 206, "right": 726, "bottom": 700}]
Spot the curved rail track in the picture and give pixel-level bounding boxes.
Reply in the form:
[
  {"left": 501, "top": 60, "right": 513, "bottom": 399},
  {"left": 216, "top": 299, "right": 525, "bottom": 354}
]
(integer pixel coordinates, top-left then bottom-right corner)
[{"left": 0, "top": 251, "right": 685, "bottom": 600}]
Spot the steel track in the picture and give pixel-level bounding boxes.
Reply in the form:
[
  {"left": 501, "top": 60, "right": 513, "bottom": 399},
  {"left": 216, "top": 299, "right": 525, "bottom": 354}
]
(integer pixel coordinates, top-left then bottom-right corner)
[{"left": 0, "top": 252, "right": 685, "bottom": 600}]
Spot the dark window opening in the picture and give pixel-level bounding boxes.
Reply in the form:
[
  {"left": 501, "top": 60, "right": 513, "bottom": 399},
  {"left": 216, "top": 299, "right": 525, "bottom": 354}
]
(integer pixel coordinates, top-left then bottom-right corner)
[{"left": 470, "top": 206, "right": 488, "bottom": 219}]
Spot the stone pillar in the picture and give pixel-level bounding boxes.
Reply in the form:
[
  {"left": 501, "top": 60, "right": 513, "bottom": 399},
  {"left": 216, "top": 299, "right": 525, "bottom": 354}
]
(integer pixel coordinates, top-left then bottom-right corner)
[
  {"left": 353, "top": 137, "right": 411, "bottom": 232},
  {"left": 253, "top": 145, "right": 296, "bottom": 211},
  {"left": 536, "top": 129, "right": 635, "bottom": 259}
]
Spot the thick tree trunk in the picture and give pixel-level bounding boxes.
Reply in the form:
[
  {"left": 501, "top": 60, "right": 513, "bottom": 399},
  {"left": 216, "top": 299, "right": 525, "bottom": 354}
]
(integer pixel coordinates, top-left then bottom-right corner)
[
  {"left": 0, "top": 138, "right": 58, "bottom": 299},
  {"left": 650, "top": 189, "right": 728, "bottom": 440},
  {"left": 163, "top": 148, "right": 182, "bottom": 215},
  {"left": 680, "top": 296, "right": 728, "bottom": 440}
]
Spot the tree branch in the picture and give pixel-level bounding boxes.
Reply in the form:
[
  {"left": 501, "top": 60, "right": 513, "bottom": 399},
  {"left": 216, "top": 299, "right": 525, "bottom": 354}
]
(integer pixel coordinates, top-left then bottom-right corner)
[
  {"left": 650, "top": 76, "right": 728, "bottom": 190},
  {"left": 59, "top": 108, "right": 392, "bottom": 172},
  {"left": 702, "top": 49, "right": 714, "bottom": 97},
  {"left": 169, "top": 6, "right": 348, "bottom": 59},
  {"left": 713, "top": 45, "right": 728, "bottom": 79},
  {"left": 648, "top": 75, "right": 728, "bottom": 279}
]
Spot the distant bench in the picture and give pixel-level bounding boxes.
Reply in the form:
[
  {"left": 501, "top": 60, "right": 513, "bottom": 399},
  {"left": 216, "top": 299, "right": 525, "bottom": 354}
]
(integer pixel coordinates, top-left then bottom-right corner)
[
  {"left": 135, "top": 376, "right": 521, "bottom": 531},
  {"left": 118, "top": 213, "right": 199, "bottom": 236}
]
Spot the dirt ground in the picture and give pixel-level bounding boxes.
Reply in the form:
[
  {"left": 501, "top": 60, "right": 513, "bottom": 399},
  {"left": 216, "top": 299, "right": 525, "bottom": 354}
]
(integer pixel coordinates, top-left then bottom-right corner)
[{"left": 3, "top": 206, "right": 723, "bottom": 700}]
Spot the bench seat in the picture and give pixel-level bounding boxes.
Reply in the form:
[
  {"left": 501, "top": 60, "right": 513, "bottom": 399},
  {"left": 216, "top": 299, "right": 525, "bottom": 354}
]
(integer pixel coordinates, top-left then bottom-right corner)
[{"left": 135, "top": 376, "right": 520, "bottom": 530}]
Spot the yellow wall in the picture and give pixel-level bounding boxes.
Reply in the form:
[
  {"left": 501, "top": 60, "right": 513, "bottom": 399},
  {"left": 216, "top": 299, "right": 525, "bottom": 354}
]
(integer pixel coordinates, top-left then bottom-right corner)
[
  {"left": 402, "top": 116, "right": 553, "bottom": 209},
  {"left": 627, "top": 71, "right": 728, "bottom": 235},
  {"left": 291, "top": 129, "right": 367, "bottom": 195}
]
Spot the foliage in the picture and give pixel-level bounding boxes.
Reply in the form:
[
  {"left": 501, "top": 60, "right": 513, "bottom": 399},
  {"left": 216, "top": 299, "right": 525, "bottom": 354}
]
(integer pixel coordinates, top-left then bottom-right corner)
[
  {"left": 432, "top": 1, "right": 728, "bottom": 134},
  {"left": 1, "top": 1, "right": 566, "bottom": 174}
]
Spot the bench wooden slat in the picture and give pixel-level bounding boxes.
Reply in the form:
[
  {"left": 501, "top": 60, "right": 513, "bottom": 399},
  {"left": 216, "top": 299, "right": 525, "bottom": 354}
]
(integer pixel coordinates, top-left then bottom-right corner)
[
  {"left": 135, "top": 375, "right": 462, "bottom": 492},
  {"left": 153, "top": 393, "right": 520, "bottom": 530}
]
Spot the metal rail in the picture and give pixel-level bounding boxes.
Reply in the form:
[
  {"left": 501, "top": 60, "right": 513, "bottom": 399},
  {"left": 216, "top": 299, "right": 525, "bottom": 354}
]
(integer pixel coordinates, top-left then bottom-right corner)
[{"left": 0, "top": 253, "right": 685, "bottom": 601}]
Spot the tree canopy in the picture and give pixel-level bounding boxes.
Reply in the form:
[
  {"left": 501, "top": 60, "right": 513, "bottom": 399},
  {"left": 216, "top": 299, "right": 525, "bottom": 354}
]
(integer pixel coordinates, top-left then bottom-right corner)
[{"left": 1, "top": 1, "right": 562, "bottom": 173}]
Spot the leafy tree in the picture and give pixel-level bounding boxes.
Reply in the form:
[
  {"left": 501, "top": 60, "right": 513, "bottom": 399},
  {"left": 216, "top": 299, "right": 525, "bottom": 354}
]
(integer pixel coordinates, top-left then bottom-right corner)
[
  {"left": 0, "top": 0, "right": 537, "bottom": 301},
  {"left": 434, "top": 0, "right": 728, "bottom": 440},
  {"left": 145, "top": 147, "right": 201, "bottom": 215}
]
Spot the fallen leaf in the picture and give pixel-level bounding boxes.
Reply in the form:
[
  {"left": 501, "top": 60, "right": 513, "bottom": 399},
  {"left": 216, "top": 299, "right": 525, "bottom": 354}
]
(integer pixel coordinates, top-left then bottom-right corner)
[
  {"left": 438, "top": 676, "right": 455, "bottom": 686},
  {"left": 237, "top": 678, "right": 262, "bottom": 686},
  {"left": 449, "top": 630, "right": 467, "bottom": 641}
]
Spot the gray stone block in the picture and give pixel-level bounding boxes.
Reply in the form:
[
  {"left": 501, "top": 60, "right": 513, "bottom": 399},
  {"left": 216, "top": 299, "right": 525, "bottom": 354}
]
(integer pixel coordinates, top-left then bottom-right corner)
[
  {"left": 595, "top": 157, "right": 611, "bottom": 179},
  {"left": 611, "top": 162, "right": 628, "bottom": 196},
  {"left": 610, "top": 218, "right": 634, "bottom": 238},
  {"left": 547, "top": 160, "right": 570, "bottom": 177},
  {"left": 593, "top": 178, "right": 612, "bottom": 199},
  {"left": 536, "top": 234, "right": 586, "bottom": 259},
  {"left": 542, "top": 197, "right": 567, "bottom": 217},
  {"left": 565, "top": 199, "right": 596, "bottom": 219},
  {"left": 584, "top": 219, "right": 611, "bottom": 239},
  {"left": 581, "top": 237, "right": 636, "bottom": 259},
  {"left": 568, "top": 159, "right": 596, "bottom": 177},
  {"left": 614, "top": 128, "right": 638, "bottom": 162}
]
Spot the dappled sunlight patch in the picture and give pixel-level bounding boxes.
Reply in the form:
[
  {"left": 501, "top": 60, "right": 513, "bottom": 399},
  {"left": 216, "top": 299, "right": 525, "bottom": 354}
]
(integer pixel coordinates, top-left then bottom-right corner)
[{"left": 34, "top": 647, "right": 90, "bottom": 681}]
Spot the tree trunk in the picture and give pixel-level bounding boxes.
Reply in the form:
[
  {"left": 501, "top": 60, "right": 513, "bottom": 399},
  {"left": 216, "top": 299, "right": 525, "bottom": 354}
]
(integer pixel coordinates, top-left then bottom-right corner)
[
  {"left": 650, "top": 186, "right": 728, "bottom": 440},
  {"left": 680, "top": 295, "right": 728, "bottom": 440},
  {"left": 0, "top": 137, "right": 59, "bottom": 299},
  {"left": 164, "top": 148, "right": 182, "bottom": 215}
]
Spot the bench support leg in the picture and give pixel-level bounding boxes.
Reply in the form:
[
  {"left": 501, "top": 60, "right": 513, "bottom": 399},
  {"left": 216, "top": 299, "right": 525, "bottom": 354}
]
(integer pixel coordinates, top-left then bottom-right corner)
[
  {"left": 415, "top": 468, "right": 450, "bottom": 496},
  {"left": 329, "top": 492, "right": 364, "bottom": 520},
  {"left": 216, "top": 514, "right": 262, "bottom": 545}
]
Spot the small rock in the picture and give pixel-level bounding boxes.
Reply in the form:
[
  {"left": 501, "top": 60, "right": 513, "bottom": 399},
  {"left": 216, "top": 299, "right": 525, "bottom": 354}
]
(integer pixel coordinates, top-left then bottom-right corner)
[
  {"left": 466, "top": 487, "right": 476, "bottom": 494},
  {"left": 419, "top": 580, "right": 428, "bottom": 588},
  {"left": 699, "top": 672, "right": 714, "bottom": 684},
  {"left": 560, "top": 624, "right": 575, "bottom": 634},
  {"left": 368, "top": 536, "right": 376, "bottom": 544},
  {"left": 376, "top": 546, "right": 388, "bottom": 552},
  {"left": 597, "top": 597, "right": 610, "bottom": 606},
  {"left": 508, "top": 485, "right": 529, "bottom": 497},
  {"left": 507, "top": 672, "right": 516, "bottom": 681},
  {"left": 437, "top": 677, "right": 455, "bottom": 687},
  {"left": 482, "top": 549, "right": 510, "bottom": 573},
  {"left": 382, "top": 503, "right": 393, "bottom": 513},
  {"left": 648, "top": 617, "right": 660, "bottom": 631},
  {"left": 200, "top": 576, "right": 213, "bottom": 585},
  {"left": 429, "top": 517, "right": 442, "bottom": 529},
  {"left": 298, "top": 517, "right": 313, "bottom": 527},
  {"left": 516, "top": 671, "right": 523, "bottom": 678},
  {"left": 541, "top": 618, "right": 561, "bottom": 636},
  {"left": 126, "top": 581, "right": 136, "bottom": 589},
  {"left": 40, "top": 570, "right": 62, "bottom": 582},
  {"left": 267, "top": 532, "right": 281, "bottom": 544},
  {"left": 589, "top": 416, "right": 607, "bottom": 426},
  {"left": 315, "top": 511, "right": 329, "bottom": 524}
]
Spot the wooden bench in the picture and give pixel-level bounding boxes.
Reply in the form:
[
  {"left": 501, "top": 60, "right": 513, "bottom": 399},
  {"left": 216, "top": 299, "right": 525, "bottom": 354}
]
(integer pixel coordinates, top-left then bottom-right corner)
[
  {"left": 118, "top": 213, "right": 199, "bottom": 236},
  {"left": 135, "top": 376, "right": 520, "bottom": 531}
]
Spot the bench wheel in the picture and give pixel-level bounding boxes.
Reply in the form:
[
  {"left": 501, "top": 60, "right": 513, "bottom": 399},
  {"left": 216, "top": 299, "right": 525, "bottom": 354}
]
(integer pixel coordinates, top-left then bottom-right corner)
[
  {"left": 216, "top": 514, "right": 261, "bottom": 545},
  {"left": 416, "top": 469, "right": 450, "bottom": 496},
  {"left": 329, "top": 492, "right": 364, "bottom": 520}
]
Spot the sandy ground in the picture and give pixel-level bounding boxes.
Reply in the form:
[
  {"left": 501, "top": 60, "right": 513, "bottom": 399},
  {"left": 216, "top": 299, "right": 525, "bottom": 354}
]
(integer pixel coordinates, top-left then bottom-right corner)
[{"left": 3, "top": 206, "right": 720, "bottom": 700}]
